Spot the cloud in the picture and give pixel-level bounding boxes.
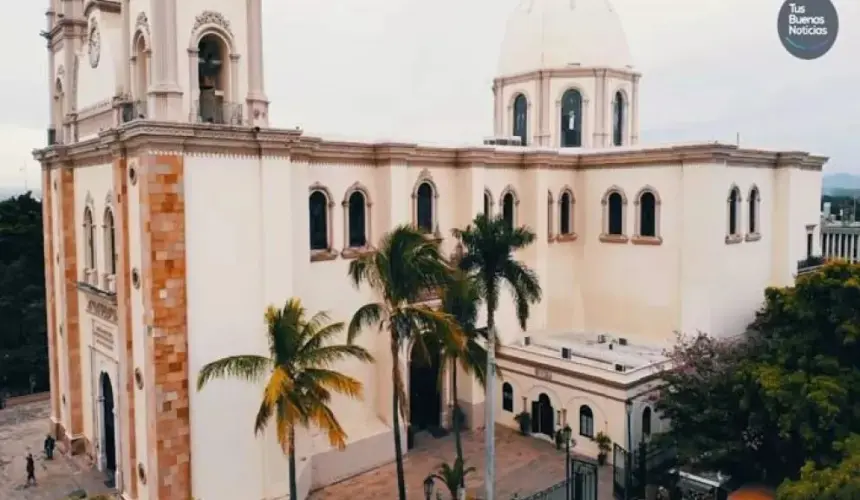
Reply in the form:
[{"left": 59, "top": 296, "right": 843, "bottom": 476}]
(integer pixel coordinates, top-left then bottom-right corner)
[{"left": 2, "top": 0, "right": 857, "bottom": 188}]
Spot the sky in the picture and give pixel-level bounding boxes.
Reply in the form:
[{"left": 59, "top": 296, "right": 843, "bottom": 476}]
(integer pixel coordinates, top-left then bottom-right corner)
[{"left": 2, "top": 0, "right": 858, "bottom": 191}]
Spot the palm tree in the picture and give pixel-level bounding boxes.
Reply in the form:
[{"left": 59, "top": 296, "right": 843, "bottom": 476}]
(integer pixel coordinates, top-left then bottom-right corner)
[
  {"left": 347, "top": 225, "right": 459, "bottom": 500},
  {"left": 438, "top": 266, "right": 497, "bottom": 468},
  {"left": 196, "top": 298, "right": 373, "bottom": 500},
  {"left": 431, "top": 457, "right": 477, "bottom": 499},
  {"left": 453, "top": 214, "right": 542, "bottom": 500}
]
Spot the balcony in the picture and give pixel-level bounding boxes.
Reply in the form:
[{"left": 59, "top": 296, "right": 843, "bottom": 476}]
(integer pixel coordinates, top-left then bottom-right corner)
[
  {"left": 797, "top": 255, "right": 825, "bottom": 275},
  {"left": 191, "top": 100, "right": 243, "bottom": 126}
]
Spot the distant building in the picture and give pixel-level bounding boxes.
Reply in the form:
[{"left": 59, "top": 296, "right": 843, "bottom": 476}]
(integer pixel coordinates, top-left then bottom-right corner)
[{"left": 35, "top": 0, "right": 826, "bottom": 499}]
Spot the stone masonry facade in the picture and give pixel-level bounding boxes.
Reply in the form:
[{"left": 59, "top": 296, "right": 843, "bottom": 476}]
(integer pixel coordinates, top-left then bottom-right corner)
[
  {"left": 139, "top": 154, "right": 191, "bottom": 499},
  {"left": 58, "top": 166, "right": 85, "bottom": 453},
  {"left": 113, "top": 156, "right": 138, "bottom": 498},
  {"left": 41, "top": 170, "right": 61, "bottom": 425}
]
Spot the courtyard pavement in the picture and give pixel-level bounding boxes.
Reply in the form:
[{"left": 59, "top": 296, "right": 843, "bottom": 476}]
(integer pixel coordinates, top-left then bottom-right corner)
[
  {"left": 0, "top": 400, "right": 114, "bottom": 500},
  {"left": 311, "top": 425, "right": 614, "bottom": 500}
]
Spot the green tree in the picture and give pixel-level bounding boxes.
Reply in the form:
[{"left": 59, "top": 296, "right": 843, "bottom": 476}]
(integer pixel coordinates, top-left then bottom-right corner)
[
  {"left": 347, "top": 225, "right": 458, "bottom": 500},
  {"left": 655, "top": 261, "right": 860, "bottom": 486},
  {"left": 438, "top": 266, "right": 496, "bottom": 468},
  {"left": 196, "top": 298, "right": 373, "bottom": 500},
  {"left": 452, "top": 214, "right": 542, "bottom": 499},
  {"left": 777, "top": 435, "right": 860, "bottom": 500},
  {"left": 431, "top": 457, "right": 477, "bottom": 499},
  {"left": 0, "top": 192, "right": 47, "bottom": 396}
]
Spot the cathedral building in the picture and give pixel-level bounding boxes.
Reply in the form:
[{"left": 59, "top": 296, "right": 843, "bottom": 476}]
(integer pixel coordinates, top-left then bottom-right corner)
[{"left": 35, "top": 0, "right": 825, "bottom": 499}]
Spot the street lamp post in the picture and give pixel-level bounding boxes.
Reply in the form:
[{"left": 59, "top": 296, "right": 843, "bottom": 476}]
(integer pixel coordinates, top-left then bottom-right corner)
[
  {"left": 424, "top": 475, "right": 435, "bottom": 500},
  {"left": 562, "top": 424, "right": 573, "bottom": 500}
]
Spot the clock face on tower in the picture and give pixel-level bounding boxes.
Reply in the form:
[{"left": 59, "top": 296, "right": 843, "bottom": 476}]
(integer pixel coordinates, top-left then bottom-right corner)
[{"left": 88, "top": 22, "right": 101, "bottom": 69}]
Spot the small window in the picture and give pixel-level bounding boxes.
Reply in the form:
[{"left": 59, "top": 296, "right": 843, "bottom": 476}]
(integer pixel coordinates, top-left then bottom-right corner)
[
  {"left": 560, "top": 191, "right": 573, "bottom": 235},
  {"left": 613, "top": 91, "right": 625, "bottom": 146},
  {"left": 639, "top": 192, "right": 657, "bottom": 237},
  {"left": 748, "top": 187, "right": 759, "bottom": 234},
  {"left": 103, "top": 208, "right": 117, "bottom": 274},
  {"left": 502, "top": 383, "right": 513, "bottom": 412},
  {"left": 806, "top": 232, "right": 813, "bottom": 258},
  {"left": 579, "top": 405, "right": 594, "bottom": 438},
  {"left": 561, "top": 89, "right": 583, "bottom": 148},
  {"left": 83, "top": 207, "right": 95, "bottom": 270},
  {"left": 642, "top": 407, "right": 652, "bottom": 438},
  {"left": 502, "top": 192, "right": 516, "bottom": 229},
  {"left": 309, "top": 190, "right": 329, "bottom": 251},
  {"left": 608, "top": 192, "right": 624, "bottom": 235},
  {"left": 416, "top": 182, "right": 434, "bottom": 233},
  {"left": 728, "top": 187, "right": 741, "bottom": 236},
  {"left": 347, "top": 191, "right": 367, "bottom": 248},
  {"left": 483, "top": 190, "right": 492, "bottom": 217},
  {"left": 513, "top": 94, "right": 528, "bottom": 146}
]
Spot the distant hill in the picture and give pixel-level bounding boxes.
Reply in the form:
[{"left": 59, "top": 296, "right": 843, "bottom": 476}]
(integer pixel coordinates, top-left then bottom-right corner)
[{"left": 823, "top": 173, "right": 860, "bottom": 196}]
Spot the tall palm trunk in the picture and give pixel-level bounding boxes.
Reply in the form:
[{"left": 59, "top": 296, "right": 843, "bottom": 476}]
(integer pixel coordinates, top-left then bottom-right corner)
[
  {"left": 484, "top": 288, "right": 498, "bottom": 500},
  {"left": 452, "top": 362, "right": 464, "bottom": 467},
  {"left": 391, "top": 338, "right": 407, "bottom": 500},
  {"left": 451, "top": 364, "right": 466, "bottom": 488},
  {"left": 288, "top": 425, "right": 298, "bottom": 500}
]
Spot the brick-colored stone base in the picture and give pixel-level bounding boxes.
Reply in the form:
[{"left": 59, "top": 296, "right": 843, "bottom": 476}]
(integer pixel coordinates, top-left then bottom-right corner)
[
  {"left": 58, "top": 167, "right": 83, "bottom": 443},
  {"left": 41, "top": 171, "right": 61, "bottom": 422},
  {"left": 113, "top": 156, "right": 138, "bottom": 499},
  {"left": 140, "top": 154, "right": 191, "bottom": 500}
]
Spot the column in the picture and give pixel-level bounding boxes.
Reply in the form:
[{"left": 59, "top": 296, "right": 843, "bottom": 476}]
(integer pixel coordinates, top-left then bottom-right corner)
[
  {"left": 631, "top": 75, "right": 640, "bottom": 145},
  {"left": 121, "top": 0, "right": 131, "bottom": 96},
  {"left": 246, "top": 0, "right": 269, "bottom": 126},
  {"left": 187, "top": 48, "right": 198, "bottom": 120},
  {"left": 149, "top": 0, "right": 183, "bottom": 120}
]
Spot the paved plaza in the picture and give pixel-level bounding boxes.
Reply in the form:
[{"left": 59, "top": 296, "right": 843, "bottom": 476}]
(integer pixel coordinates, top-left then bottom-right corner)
[
  {"left": 0, "top": 399, "right": 113, "bottom": 500},
  {"left": 311, "top": 425, "right": 614, "bottom": 500}
]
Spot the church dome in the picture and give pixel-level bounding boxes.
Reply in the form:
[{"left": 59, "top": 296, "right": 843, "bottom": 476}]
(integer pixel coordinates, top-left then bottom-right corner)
[{"left": 497, "top": 0, "right": 634, "bottom": 76}]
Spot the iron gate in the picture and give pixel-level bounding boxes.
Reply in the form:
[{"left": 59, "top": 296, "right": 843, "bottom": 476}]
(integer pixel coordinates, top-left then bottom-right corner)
[
  {"left": 571, "top": 458, "right": 598, "bottom": 500},
  {"left": 612, "top": 443, "right": 629, "bottom": 499}
]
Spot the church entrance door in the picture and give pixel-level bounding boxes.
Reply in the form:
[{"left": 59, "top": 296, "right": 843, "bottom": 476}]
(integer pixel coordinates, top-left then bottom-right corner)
[
  {"left": 99, "top": 372, "right": 117, "bottom": 482},
  {"left": 531, "top": 393, "right": 554, "bottom": 438},
  {"left": 409, "top": 343, "right": 441, "bottom": 431}
]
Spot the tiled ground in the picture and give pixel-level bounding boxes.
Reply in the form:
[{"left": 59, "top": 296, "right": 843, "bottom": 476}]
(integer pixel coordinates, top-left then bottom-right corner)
[
  {"left": 0, "top": 400, "right": 114, "bottom": 500},
  {"left": 311, "top": 425, "right": 614, "bottom": 499}
]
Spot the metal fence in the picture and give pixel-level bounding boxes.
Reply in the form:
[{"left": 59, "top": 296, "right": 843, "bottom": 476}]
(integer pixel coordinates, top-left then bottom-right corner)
[{"left": 511, "top": 458, "right": 598, "bottom": 500}]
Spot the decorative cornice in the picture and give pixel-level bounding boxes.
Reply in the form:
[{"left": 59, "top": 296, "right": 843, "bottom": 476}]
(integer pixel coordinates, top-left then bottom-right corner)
[
  {"left": 84, "top": 0, "right": 121, "bottom": 19},
  {"left": 191, "top": 11, "right": 233, "bottom": 40},
  {"left": 31, "top": 121, "right": 829, "bottom": 173},
  {"left": 495, "top": 66, "right": 642, "bottom": 87}
]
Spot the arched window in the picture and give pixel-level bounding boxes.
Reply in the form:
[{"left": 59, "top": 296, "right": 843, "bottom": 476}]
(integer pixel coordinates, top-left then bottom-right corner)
[
  {"left": 502, "top": 191, "right": 516, "bottom": 229},
  {"left": 196, "top": 33, "right": 236, "bottom": 124},
  {"left": 559, "top": 191, "right": 573, "bottom": 235},
  {"left": 103, "top": 208, "right": 116, "bottom": 275},
  {"left": 502, "top": 383, "right": 513, "bottom": 412},
  {"left": 579, "top": 405, "right": 594, "bottom": 438},
  {"left": 513, "top": 94, "right": 528, "bottom": 146},
  {"left": 728, "top": 187, "right": 741, "bottom": 236},
  {"left": 347, "top": 191, "right": 367, "bottom": 248},
  {"left": 642, "top": 407, "right": 652, "bottom": 438},
  {"left": 748, "top": 187, "right": 760, "bottom": 234},
  {"left": 560, "top": 89, "right": 583, "bottom": 148},
  {"left": 309, "top": 190, "right": 329, "bottom": 251},
  {"left": 483, "top": 190, "right": 492, "bottom": 218},
  {"left": 608, "top": 192, "right": 624, "bottom": 235},
  {"left": 613, "top": 91, "right": 625, "bottom": 146},
  {"left": 416, "top": 182, "right": 435, "bottom": 233},
  {"left": 639, "top": 191, "right": 657, "bottom": 237},
  {"left": 83, "top": 207, "right": 95, "bottom": 271}
]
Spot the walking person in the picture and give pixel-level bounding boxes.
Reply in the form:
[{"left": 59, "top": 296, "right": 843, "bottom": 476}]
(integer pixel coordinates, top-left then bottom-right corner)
[{"left": 25, "top": 453, "right": 36, "bottom": 486}]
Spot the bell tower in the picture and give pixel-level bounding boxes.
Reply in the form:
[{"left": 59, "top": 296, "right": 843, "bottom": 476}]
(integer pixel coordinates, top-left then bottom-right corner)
[{"left": 125, "top": 0, "right": 269, "bottom": 126}]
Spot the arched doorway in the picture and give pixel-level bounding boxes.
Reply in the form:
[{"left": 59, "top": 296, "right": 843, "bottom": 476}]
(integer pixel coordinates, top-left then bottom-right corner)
[
  {"left": 530, "top": 393, "right": 554, "bottom": 438},
  {"left": 99, "top": 372, "right": 117, "bottom": 483},
  {"left": 409, "top": 342, "right": 441, "bottom": 432}
]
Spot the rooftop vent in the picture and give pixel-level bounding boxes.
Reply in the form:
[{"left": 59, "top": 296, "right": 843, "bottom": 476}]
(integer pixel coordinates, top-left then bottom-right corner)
[
  {"left": 523, "top": 336, "right": 531, "bottom": 346},
  {"left": 614, "top": 363, "right": 626, "bottom": 373},
  {"left": 561, "top": 347, "right": 571, "bottom": 360},
  {"left": 597, "top": 334, "right": 608, "bottom": 344},
  {"left": 618, "top": 337, "right": 628, "bottom": 346},
  {"left": 483, "top": 136, "right": 523, "bottom": 147}
]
